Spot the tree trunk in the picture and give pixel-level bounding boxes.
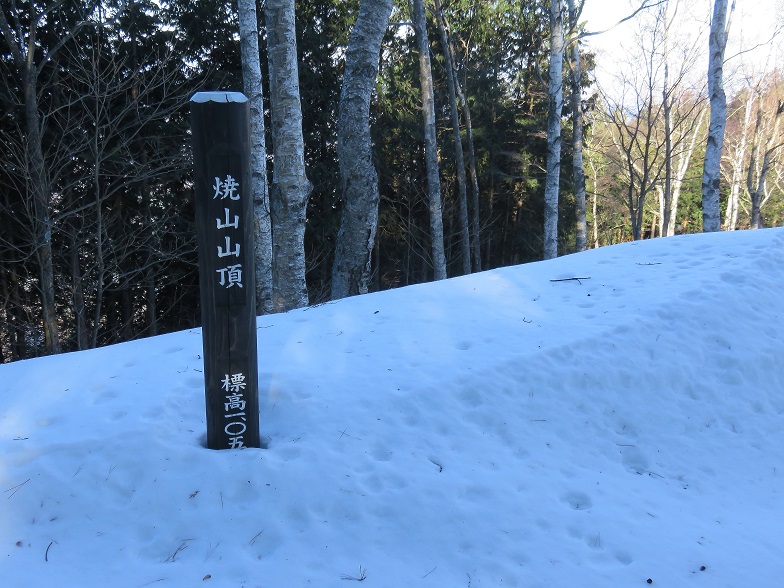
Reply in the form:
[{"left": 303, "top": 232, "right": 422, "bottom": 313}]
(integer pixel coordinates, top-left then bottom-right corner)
[
  {"left": 701, "top": 0, "right": 730, "bottom": 233},
  {"left": 433, "top": 0, "right": 481, "bottom": 270},
  {"left": 70, "top": 234, "right": 89, "bottom": 350},
  {"left": 121, "top": 287, "right": 134, "bottom": 341},
  {"left": 567, "top": 0, "right": 587, "bottom": 253},
  {"left": 544, "top": 0, "right": 565, "bottom": 259},
  {"left": 724, "top": 91, "right": 754, "bottom": 231},
  {"left": 433, "top": 0, "right": 470, "bottom": 275},
  {"left": 662, "top": 59, "right": 673, "bottom": 237},
  {"left": 747, "top": 101, "right": 766, "bottom": 229},
  {"left": 6, "top": 266, "right": 28, "bottom": 360},
  {"left": 626, "top": 174, "right": 644, "bottom": 242},
  {"left": 265, "top": 0, "right": 312, "bottom": 311},
  {"left": 91, "top": 162, "right": 106, "bottom": 350},
  {"left": 145, "top": 264, "right": 158, "bottom": 337},
  {"left": 22, "top": 64, "right": 60, "bottom": 354},
  {"left": 591, "top": 162, "right": 599, "bottom": 248},
  {"left": 456, "top": 80, "right": 482, "bottom": 271},
  {"left": 412, "top": 0, "right": 447, "bottom": 281},
  {"left": 331, "top": 0, "right": 394, "bottom": 298},
  {"left": 0, "top": 2, "right": 92, "bottom": 354},
  {"left": 747, "top": 98, "right": 784, "bottom": 229},
  {"left": 1, "top": 266, "right": 11, "bottom": 362},
  {"left": 667, "top": 108, "right": 707, "bottom": 236},
  {"left": 237, "top": 0, "right": 274, "bottom": 314},
  {"left": 464, "top": 100, "right": 482, "bottom": 271}
]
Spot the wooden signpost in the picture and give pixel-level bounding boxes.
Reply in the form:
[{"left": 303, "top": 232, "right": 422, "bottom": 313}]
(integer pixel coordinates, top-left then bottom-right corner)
[{"left": 191, "top": 91, "right": 260, "bottom": 449}]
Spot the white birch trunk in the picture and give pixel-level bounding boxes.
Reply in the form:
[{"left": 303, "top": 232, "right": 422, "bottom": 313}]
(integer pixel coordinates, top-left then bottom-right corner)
[
  {"left": 237, "top": 0, "right": 273, "bottom": 314},
  {"left": 591, "top": 162, "right": 599, "bottom": 248},
  {"left": 434, "top": 0, "right": 470, "bottom": 275},
  {"left": 412, "top": 0, "right": 447, "bottom": 280},
  {"left": 724, "top": 92, "right": 754, "bottom": 231},
  {"left": 544, "top": 0, "right": 565, "bottom": 259},
  {"left": 656, "top": 185, "right": 665, "bottom": 237},
  {"left": 264, "top": 0, "right": 312, "bottom": 311},
  {"left": 746, "top": 99, "right": 784, "bottom": 229},
  {"left": 463, "top": 100, "right": 482, "bottom": 271},
  {"left": 567, "top": 0, "right": 587, "bottom": 253},
  {"left": 331, "top": 0, "right": 394, "bottom": 298},
  {"left": 662, "top": 58, "right": 673, "bottom": 237},
  {"left": 701, "top": 0, "right": 731, "bottom": 233},
  {"left": 433, "top": 0, "right": 482, "bottom": 270},
  {"left": 667, "top": 109, "right": 707, "bottom": 236}
]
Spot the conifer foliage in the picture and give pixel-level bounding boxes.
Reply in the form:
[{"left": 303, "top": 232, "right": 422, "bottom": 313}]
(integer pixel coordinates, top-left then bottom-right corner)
[{"left": 1, "top": 0, "right": 782, "bottom": 362}]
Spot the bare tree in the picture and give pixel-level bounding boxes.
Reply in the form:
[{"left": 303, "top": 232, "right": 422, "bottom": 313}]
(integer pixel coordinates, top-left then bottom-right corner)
[
  {"left": 433, "top": 0, "right": 482, "bottom": 270},
  {"left": 59, "top": 34, "right": 195, "bottom": 349},
  {"left": 265, "top": 0, "right": 312, "bottom": 310},
  {"left": 568, "top": 1, "right": 665, "bottom": 251},
  {"left": 660, "top": 106, "right": 706, "bottom": 236},
  {"left": 583, "top": 125, "right": 608, "bottom": 248},
  {"left": 433, "top": 0, "right": 470, "bottom": 274},
  {"left": 598, "top": 1, "right": 707, "bottom": 240},
  {"left": 656, "top": 0, "right": 707, "bottom": 236},
  {"left": 0, "top": 0, "right": 95, "bottom": 352},
  {"left": 746, "top": 90, "right": 784, "bottom": 228},
  {"left": 411, "top": 0, "right": 447, "bottom": 279},
  {"left": 331, "top": 0, "right": 394, "bottom": 298},
  {"left": 0, "top": 5, "right": 197, "bottom": 355},
  {"left": 723, "top": 86, "right": 755, "bottom": 230},
  {"left": 600, "top": 20, "right": 666, "bottom": 241}
]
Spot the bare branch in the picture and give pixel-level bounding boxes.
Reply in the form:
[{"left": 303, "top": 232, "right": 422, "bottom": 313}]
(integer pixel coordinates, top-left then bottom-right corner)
[{"left": 576, "top": 0, "right": 667, "bottom": 41}]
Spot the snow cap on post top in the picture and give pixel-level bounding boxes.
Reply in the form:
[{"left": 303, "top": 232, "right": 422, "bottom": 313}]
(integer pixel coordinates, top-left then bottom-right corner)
[{"left": 191, "top": 91, "right": 249, "bottom": 104}]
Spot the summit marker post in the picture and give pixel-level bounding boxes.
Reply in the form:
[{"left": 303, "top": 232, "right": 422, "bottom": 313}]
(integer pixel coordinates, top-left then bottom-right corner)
[{"left": 191, "top": 91, "right": 260, "bottom": 449}]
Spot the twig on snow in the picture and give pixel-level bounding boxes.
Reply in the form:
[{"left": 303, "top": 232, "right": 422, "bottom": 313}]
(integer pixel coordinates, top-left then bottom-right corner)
[
  {"left": 165, "top": 540, "right": 192, "bottom": 563},
  {"left": 341, "top": 566, "right": 367, "bottom": 581},
  {"left": 550, "top": 277, "right": 591, "bottom": 284},
  {"left": 4, "top": 478, "right": 30, "bottom": 499},
  {"left": 45, "top": 541, "right": 55, "bottom": 562}
]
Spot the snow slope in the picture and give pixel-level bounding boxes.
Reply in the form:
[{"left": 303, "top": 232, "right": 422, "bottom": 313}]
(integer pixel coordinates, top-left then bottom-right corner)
[{"left": 2, "top": 228, "right": 783, "bottom": 588}]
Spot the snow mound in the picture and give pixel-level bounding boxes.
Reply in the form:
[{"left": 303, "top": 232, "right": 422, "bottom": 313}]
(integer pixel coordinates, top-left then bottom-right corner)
[{"left": 2, "top": 228, "right": 783, "bottom": 587}]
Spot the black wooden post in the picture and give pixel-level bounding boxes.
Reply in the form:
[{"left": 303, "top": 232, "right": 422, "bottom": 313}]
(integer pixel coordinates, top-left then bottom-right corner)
[{"left": 191, "top": 91, "right": 260, "bottom": 450}]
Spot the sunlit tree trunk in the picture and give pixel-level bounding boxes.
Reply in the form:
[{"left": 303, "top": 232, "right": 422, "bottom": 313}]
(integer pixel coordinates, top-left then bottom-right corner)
[
  {"left": 544, "top": 0, "right": 565, "bottom": 259},
  {"left": 662, "top": 55, "right": 673, "bottom": 237},
  {"left": 746, "top": 97, "right": 784, "bottom": 229},
  {"left": 463, "top": 100, "right": 482, "bottom": 271},
  {"left": 591, "top": 163, "right": 600, "bottom": 248},
  {"left": 667, "top": 109, "right": 706, "bottom": 236},
  {"left": 567, "top": 0, "right": 587, "bottom": 253},
  {"left": 701, "top": 0, "right": 731, "bottom": 232},
  {"left": 724, "top": 91, "right": 754, "bottom": 231}
]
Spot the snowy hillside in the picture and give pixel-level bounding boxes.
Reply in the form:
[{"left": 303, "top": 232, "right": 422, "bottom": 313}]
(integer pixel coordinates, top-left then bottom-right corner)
[{"left": 2, "top": 228, "right": 783, "bottom": 587}]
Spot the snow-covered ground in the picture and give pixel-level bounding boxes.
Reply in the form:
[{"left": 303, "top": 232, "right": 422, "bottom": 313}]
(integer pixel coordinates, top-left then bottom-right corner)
[{"left": 2, "top": 228, "right": 783, "bottom": 587}]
